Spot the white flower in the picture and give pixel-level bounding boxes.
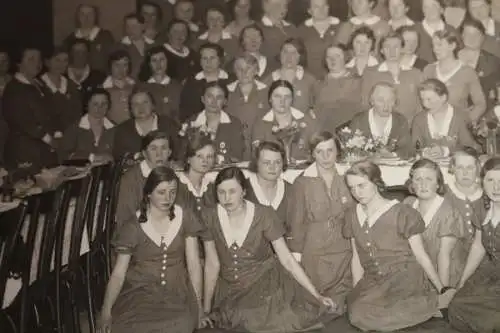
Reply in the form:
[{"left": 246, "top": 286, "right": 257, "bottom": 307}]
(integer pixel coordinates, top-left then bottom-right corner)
[
  {"left": 365, "top": 141, "right": 375, "bottom": 151},
  {"left": 341, "top": 127, "right": 352, "bottom": 134},
  {"left": 272, "top": 125, "right": 279, "bottom": 133},
  {"left": 217, "top": 154, "right": 225, "bottom": 165},
  {"left": 341, "top": 196, "right": 348, "bottom": 204},
  {"left": 354, "top": 129, "right": 363, "bottom": 136},
  {"left": 299, "top": 122, "right": 307, "bottom": 128},
  {"left": 220, "top": 141, "right": 226, "bottom": 149},
  {"left": 349, "top": 136, "right": 366, "bottom": 148}
]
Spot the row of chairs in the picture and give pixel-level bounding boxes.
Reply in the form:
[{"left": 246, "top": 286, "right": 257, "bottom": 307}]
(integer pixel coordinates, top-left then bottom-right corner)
[{"left": 0, "top": 159, "right": 127, "bottom": 333}]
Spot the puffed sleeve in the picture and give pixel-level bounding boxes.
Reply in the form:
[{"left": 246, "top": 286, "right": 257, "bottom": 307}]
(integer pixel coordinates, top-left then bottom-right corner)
[
  {"left": 397, "top": 205, "right": 426, "bottom": 239},
  {"left": 261, "top": 206, "right": 286, "bottom": 242},
  {"left": 342, "top": 208, "right": 354, "bottom": 239},
  {"left": 286, "top": 178, "right": 308, "bottom": 252},
  {"left": 437, "top": 203, "right": 466, "bottom": 239},
  {"left": 112, "top": 219, "right": 140, "bottom": 254},
  {"left": 182, "top": 206, "right": 206, "bottom": 238}
]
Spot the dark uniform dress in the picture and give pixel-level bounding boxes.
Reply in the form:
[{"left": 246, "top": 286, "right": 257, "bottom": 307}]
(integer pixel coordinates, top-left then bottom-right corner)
[
  {"left": 2, "top": 74, "right": 58, "bottom": 170},
  {"left": 257, "top": 16, "right": 298, "bottom": 60},
  {"left": 66, "top": 66, "right": 106, "bottom": 95},
  {"left": 115, "top": 161, "right": 148, "bottom": 229},
  {"left": 111, "top": 205, "right": 202, "bottom": 333},
  {"left": 204, "top": 201, "right": 333, "bottom": 332},
  {"left": 102, "top": 76, "right": 136, "bottom": 125},
  {"left": 287, "top": 163, "right": 353, "bottom": 315},
  {"left": 163, "top": 44, "right": 198, "bottom": 84},
  {"left": 448, "top": 207, "right": 500, "bottom": 333},
  {"left": 343, "top": 201, "right": 439, "bottom": 332},
  {"left": 137, "top": 77, "right": 182, "bottom": 123},
  {"left": 176, "top": 172, "right": 217, "bottom": 219}
]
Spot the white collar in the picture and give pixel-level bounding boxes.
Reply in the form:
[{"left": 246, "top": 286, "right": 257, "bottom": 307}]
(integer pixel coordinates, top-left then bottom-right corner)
[
  {"left": 345, "top": 55, "right": 379, "bottom": 68},
  {"left": 194, "top": 70, "right": 229, "bottom": 81},
  {"left": 272, "top": 65, "right": 305, "bottom": 81},
  {"left": 75, "top": 26, "right": 100, "bottom": 41},
  {"left": 378, "top": 61, "right": 407, "bottom": 72},
  {"left": 427, "top": 104, "right": 454, "bottom": 139},
  {"left": 483, "top": 207, "right": 500, "bottom": 228},
  {"left": 139, "top": 205, "right": 183, "bottom": 247},
  {"left": 192, "top": 110, "right": 232, "bottom": 127},
  {"left": 121, "top": 35, "right": 154, "bottom": 45},
  {"left": 140, "top": 160, "right": 152, "bottom": 178},
  {"left": 436, "top": 62, "right": 462, "bottom": 83},
  {"left": 388, "top": 17, "right": 415, "bottom": 29},
  {"left": 163, "top": 43, "right": 190, "bottom": 57},
  {"left": 41, "top": 73, "right": 68, "bottom": 94},
  {"left": 356, "top": 199, "right": 399, "bottom": 227},
  {"left": 304, "top": 16, "right": 340, "bottom": 27},
  {"left": 484, "top": 18, "right": 496, "bottom": 37},
  {"left": 14, "top": 72, "right": 32, "bottom": 85},
  {"left": 78, "top": 114, "right": 114, "bottom": 130},
  {"left": 188, "top": 21, "right": 199, "bottom": 32},
  {"left": 198, "top": 30, "right": 232, "bottom": 40},
  {"left": 261, "top": 15, "right": 291, "bottom": 27},
  {"left": 167, "top": 0, "right": 176, "bottom": 4},
  {"left": 102, "top": 76, "right": 135, "bottom": 89},
  {"left": 368, "top": 108, "right": 392, "bottom": 144},
  {"left": 412, "top": 195, "right": 445, "bottom": 227},
  {"left": 218, "top": 200, "right": 255, "bottom": 247},
  {"left": 262, "top": 107, "right": 304, "bottom": 122},
  {"left": 350, "top": 15, "right": 381, "bottom": 26},
  {"left": 178, "top": 172, "right": 212, "bottom": 198},
  {"left": 254, "top": 54, "right": 267, "bottom": 76},
  {"left": 422, "top": 19, "right": 445, "bottom": 37},
  {"left": 302, "top": 162, "right": 342, "bottom": 177},
  {"left": 447, "top": 181, "right": 483, "bottom": 202},
  {"left": 227, "top": 79, "right": 267, "bottom": 92},
  {"left": 135, "top": 114, "right": 158, "bottom": 136},
  {"left": 147, "top": 75, "right": 171, "bottom": 85},
  {"left": 67, "top": 65, "right": 90, "bottom": 84},
  {"left": 247, "top": 173, "right": 285, "bottom": 210},
  {"left": 400, "top": 54, "right": 417, "bottom": 70}
]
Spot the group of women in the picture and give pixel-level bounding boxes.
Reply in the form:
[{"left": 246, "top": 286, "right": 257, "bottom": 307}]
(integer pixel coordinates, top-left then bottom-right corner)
[{"left": 0, "top": 0, "right": 499, "bottom": 332}]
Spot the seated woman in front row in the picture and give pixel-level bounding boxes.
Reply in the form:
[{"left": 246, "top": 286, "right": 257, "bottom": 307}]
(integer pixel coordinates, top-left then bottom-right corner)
[
  {"left": 349, "top": 81, "right": 413, "bottom": 159},
  {"left": 98, "top": 166, "right": 217, "bottom": 333},
  {"left": 343, "top": 160, "right": 451, "bottom": 332},
  {"left": 203, "top": 167, "right": 336, "bottom": 332},
  {"left": 411, "top": 78, "right": 480, "bottom": 159},
  {"left": 448, "top": 156, "right": 500, "bottom": 333}
]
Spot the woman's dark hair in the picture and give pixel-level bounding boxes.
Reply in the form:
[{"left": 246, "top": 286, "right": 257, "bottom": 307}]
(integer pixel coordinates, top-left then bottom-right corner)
[
  {"left": 75, "top": 4, "right": 100, "bottom": 28},
  {"left": 249, "top": 141, "right": 287, "bottom": 173},
  {"left": 396, "top": 25, "right": 420, "bottom": 50},
  {"left": 407, "top": 158, "right": 446, "bottom": 195},
  {"left": 345, "top": 160, "right": 386, "bottom": 193},
  {"left": 349, "top": 26, "right": 377, "bottom": 52},
  {"left": 183, "top": 133, "right": 215, "bottom": 171},
  {"left": 68, "top": 37, "right": 91, "bottom": 53},
  {"left": 267, "top": 79, "right": 294, "bottom": 103},
  {"left": 433, "top": 27, "right": 464, "bottom": 57},
  {"left": 239, "top": 23, "right": 264, "bottom": 48},
  {"left": 83, "top": 87, "right": 111, "bottom": 113},
  {"left": 138, "top": 45, "right": 168, "bottom": 82},
  {"left": 107, "top": 49, "right": 131, "bottom": 75},
  {"left": 449, "top": 146, "right": 480, "bottom": 175},
  {"left": 141, "top": 130, "right": 171, "bottom": 152},
  {"left": 204, "top": 81, "right": 229, "bottom": 99},
  {"left": 123, "top": 12, "right": 145, "bottom": 25},
  {"left": 139, "top": 1, "right": 163, "bottom": 23},
  {"left": 214, "top": 166, "right": 248, "bottom": 202},
  {"left": 279, "top": 37, "right": 308, "bottom": 67},
  {"left": 128, "top": 87, "right": 156, "bottom": 116},
  {"left": 166, "top": 18, "right": 192, "bottom": 42},
  {"left": 309, "top": 131, "right": 342, "bottom": 158},
  {"left": 199, "top": 42, "right": 225, "bottom": 63},
  {"left": 138, "top": 166, "right": 178, "bottom": 223},
  {"left": 460, "top": 18, "right": 486, "bottom": 36},
  {"left": 418, "top": 78, "right": 449, "bottom": 101},
  {"left": 44, "top": 45, "right": 69, "bottom": 61}
]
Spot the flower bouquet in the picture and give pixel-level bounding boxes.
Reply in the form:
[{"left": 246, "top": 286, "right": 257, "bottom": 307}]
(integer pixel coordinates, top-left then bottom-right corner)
[
  {"left": 271, "top": 120, "right": 307, "bottom": 165},
  {"left": 471, "top": 108, "right": 500, "bottom": 156},
  {"left": 337, "top": 127, "right": 376, "bottom": 163}
]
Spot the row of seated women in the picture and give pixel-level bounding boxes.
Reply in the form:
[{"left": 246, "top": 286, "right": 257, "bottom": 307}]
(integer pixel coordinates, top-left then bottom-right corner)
[
  {"left": 3, "top": 0, "right": 500, "bottom": 169},
  {"left": 99, "top": 128, "right": 500, "bottom": 333}
]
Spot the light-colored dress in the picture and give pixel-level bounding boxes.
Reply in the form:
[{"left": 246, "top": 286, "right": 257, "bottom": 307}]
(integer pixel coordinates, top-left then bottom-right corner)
[
  {"left": 205, "top": 201, "right": 333, "bottom": 332},
  {"left": 343, "top": 201, "right": 438, "bottom": 332},
  {"left": 110, "top": 205, "right": 203, "bottom": 333}
]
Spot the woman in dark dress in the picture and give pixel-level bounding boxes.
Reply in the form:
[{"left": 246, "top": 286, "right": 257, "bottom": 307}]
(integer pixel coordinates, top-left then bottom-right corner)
[
  {"left": 2, "top": 47, "right": 58, "bottom": 171},
  {"left": 202, "top": 166, "right": 336, "bottom": 332},
  {"left": 41, "top": 47, "right": 83, "bottom": 134},
  {"left": 113, "top": 88, "right": 179, "bottom": 161},
  {"left": 396, "top": 25, "right": 429, "bottom": 71},
  {"left": 287, "top": 131, "right": 353, "bottom": 315},
  {"left": 98, "top": 166, "right": 214, "bottom": 333},
  {"left": 343, "top": 160, "right": 448, "bottom": 331},
  {"left": 448, "top": 157, "right": 500, "bottom": 332},
  {"left": 137, "top": 46, "right": 182, "bottom": 123},
  {"left": 63, "top": 4, "right": 115, "bottom": 72},
  {"left": 115, "top": 131, "right": 173, "bottom": 229},
  {"left": 163, "top": 19, "right": 198, "bottom": 83},
  {"left": 66, "top": 38, "right": 106, "bottom": 94}
]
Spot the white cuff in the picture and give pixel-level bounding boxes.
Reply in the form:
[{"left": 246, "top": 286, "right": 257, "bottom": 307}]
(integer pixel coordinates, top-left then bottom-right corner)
[{"left": 292, "top": 252, "right": 302, "bottom": 262}]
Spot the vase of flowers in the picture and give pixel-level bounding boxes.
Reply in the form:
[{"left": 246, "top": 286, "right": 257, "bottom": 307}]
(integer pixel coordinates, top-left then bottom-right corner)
[
  {"left": 471, "top": 109, "right": 500, "bottom": 156},
  {"left": 337, "top": 127, "right": 376, "bottom": 163},
  {"left": 271, "top": 120, "right": 307, "bottom": 164}
]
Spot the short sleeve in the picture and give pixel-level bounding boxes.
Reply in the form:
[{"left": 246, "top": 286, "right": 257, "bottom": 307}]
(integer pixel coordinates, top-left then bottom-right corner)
[
  {"left": 342, "top": 209, "right": 354, "bottom": 239},
  {"left": 182, "top": 207, "right": 206, "bottom": 238},
  {"left": 111, "top": 219, "right": 140, "bottom": 254},
  {"left": 437, "top": 205, "right": 466, "bottom": 239},
  {"left": 261, "top": 206, "right": 286, "bottom": 242},
  {"left": 397, "top": 205, "right": 426, "bottom": 239}
]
